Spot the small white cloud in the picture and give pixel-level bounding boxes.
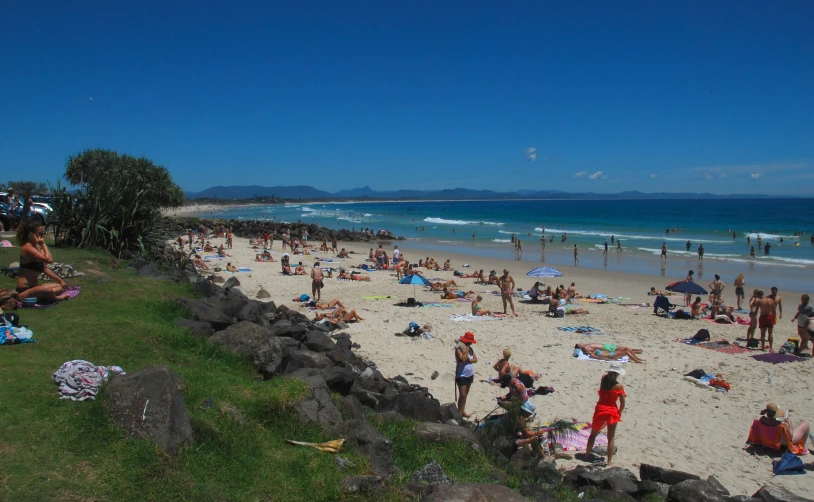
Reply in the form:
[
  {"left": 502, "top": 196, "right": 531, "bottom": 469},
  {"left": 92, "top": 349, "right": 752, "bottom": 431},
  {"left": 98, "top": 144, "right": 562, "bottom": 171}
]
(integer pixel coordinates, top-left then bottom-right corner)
[
  {"left": 588, "top": 171, "right": 603, "bottom": 180},
  {"left": 750, "top": 172, "right": 764, "bottom": 180},
  {"left": 574, "top": 171, "right": 587, "bottom": 178},
  {"left": 701, "top": 173, "right": 713, "bottom": 180},
  {"left": 649, "top": 174, "right": 657, "bottom": 179},
  {"left": 524, "top": 147, "right": 537, "bottom": 162}
]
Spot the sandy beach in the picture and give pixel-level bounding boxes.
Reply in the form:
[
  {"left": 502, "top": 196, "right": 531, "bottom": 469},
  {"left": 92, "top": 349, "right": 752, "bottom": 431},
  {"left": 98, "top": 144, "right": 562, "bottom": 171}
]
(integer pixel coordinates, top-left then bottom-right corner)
[{"left": 181, "top": 233, "right": 813, "bottom": 496}]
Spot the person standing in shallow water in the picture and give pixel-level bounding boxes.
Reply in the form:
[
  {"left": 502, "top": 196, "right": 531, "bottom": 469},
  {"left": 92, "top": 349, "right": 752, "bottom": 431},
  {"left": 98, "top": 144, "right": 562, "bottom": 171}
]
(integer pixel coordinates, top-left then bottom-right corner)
[{"left": 573, "top": 244, "right": 579, "bottom": 266}]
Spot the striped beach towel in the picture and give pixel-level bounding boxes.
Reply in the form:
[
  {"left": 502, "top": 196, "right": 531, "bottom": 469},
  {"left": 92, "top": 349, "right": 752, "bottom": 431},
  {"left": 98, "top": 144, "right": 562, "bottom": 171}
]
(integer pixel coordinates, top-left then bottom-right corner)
[{"left": 557, "top": 326, "right": 599, "bottom": 332}]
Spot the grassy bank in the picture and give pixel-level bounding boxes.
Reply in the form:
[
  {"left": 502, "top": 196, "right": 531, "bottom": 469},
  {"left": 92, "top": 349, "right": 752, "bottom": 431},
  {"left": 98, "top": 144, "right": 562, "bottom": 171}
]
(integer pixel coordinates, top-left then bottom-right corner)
[{"left": 0, "top": 247, "right": 656, "bottom": 501}]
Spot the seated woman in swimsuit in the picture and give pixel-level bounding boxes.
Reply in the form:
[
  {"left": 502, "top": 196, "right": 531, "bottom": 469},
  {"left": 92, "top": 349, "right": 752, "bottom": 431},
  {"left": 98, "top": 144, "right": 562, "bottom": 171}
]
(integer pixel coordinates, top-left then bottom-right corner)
[
  {"left": 15, "top": 221, "right": 69, "bottom": 303},
  {"left": 492, "top": 348, "right": 541, "bottom": 386},
  {"left": 337, "top": 248, "right": 350, "bottom": 258},
  {"left": 690, "top": 296, "right": 705, "bottom": 318},
  {"left": 256, "top": 250, "right": 275, "bottom": 261},
  {"left": 192, "top": 254, "right": 210, "bottom": 271},
  {"left": 430, "top": 279, "right": 458, "bottom": 291},
  {"left": 474, "top": 269, "right": 486, "bottom": 284},
  {"left": 471, "top": 295, "right": 494, "bottom": 316},
  {"left": 226, "top": 262, "right": 237, "bottom": 272},
  {"left": 567, "top": 282, "right": 581, "bottom": 299},
  {"left": 294, "top": 262, "right": 306, "bottom": 275},
  {"left": 443, "top": 259, "right": 452, "bottom": 271},
  {"left": 217, "top": 244, "right": 231, "bottom": 257},
  {"left": 203, "top": 241, "right": 215, "bottom": 252},
  {"left": 487, "top": 271, "right": 498, "bottom": 284},
  {"left": 575, "top": 343, "right": 645, "bottom": 363}
]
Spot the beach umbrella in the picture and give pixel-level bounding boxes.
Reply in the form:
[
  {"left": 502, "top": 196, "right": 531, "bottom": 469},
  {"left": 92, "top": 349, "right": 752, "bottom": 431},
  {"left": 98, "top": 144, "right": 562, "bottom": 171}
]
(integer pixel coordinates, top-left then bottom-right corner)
[
  {"left": 526, "top": 266, "right": 563, "bottom": 278},
  {"left": 399, "top": 274, "right": 431, "bottom": 298},
  {"left": 666, "top": 281, "right": 707, "bottom": 295}
]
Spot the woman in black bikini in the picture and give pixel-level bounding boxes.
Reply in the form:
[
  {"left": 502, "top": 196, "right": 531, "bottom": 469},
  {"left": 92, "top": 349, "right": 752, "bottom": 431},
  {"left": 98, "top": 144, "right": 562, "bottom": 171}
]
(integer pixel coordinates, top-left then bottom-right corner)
[{"left": 16, "top": 221, "right": 69, "bottom": 303}]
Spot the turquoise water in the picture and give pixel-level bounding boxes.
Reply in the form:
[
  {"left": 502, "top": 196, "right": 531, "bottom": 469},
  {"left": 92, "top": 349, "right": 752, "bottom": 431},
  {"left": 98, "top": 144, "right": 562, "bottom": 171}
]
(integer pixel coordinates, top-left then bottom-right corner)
[{"left": 214, "top": 198, "right": 814, "bottom": 293}]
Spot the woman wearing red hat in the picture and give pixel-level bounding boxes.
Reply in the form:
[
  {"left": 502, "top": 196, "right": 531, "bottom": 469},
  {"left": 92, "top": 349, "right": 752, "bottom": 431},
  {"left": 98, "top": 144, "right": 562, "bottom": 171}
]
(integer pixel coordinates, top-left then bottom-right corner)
[{"left": 455, "top": 332, "right": 478, "bottom": 418}]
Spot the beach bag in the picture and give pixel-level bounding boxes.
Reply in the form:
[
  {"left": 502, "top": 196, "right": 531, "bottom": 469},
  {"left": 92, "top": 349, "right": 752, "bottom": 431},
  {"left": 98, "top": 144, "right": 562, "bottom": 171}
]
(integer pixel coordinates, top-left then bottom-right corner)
[
  {"left": 773, "top": 452, "right": 806, "bottom": 475},
  {"left": 747, "top": 339, "right": 760, "bottom": 349},
  {"left": 692, "top": 329, "right": 711, "bottom": 341},
  {"left": 0, "top": 288, "right": 17, "bottom": 311}
]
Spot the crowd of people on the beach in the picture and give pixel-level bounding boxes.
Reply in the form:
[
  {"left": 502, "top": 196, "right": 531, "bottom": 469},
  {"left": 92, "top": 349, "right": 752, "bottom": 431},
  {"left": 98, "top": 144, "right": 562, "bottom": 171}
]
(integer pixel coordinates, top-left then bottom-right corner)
[{"left": 169, "top": 224, "right": 813, "bottom": 468}]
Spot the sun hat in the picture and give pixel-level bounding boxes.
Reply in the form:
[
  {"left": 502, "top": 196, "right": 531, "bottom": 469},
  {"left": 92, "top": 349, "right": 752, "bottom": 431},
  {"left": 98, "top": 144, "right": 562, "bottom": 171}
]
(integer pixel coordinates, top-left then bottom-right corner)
[
  {"left": 521, "top": 400, "right": 536, "bottom": 417},
  {"left": 760, "top": 402, "right": 785, "bottom": 419},
  {"left": 607, "top": 362, "right": 626, "bottom": 376},
  {"left": 460, "top": 332, "right": 477, "bottom": 344},
  {"left": 421, "top": 323, "right": 432, "bottom": 332}
]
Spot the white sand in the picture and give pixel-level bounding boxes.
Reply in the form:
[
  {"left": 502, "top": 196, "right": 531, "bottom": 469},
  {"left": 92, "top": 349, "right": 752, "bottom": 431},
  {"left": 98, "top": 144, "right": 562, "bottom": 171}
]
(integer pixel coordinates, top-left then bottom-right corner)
[{"left": 181, "top": 234, "right": 813, "bottom": 496}]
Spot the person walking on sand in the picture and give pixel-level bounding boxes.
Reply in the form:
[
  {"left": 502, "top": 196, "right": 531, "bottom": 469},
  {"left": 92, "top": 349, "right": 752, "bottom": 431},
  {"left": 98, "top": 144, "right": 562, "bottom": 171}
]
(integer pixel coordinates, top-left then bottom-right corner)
[
  {"left": 310, "top": 262, "right": 324, "bottom": 301},
  {"left": 573, "top": 244, "right": 579, "bottom": 266},
  {"left": 499, "top": 269, "right": 518, "bottom": 317},
  {"left": 454, "top": 332, "right": 478, "bottom": 418},
  {"left": 579, "top": 363, "right": 626, "bottom": 467}
]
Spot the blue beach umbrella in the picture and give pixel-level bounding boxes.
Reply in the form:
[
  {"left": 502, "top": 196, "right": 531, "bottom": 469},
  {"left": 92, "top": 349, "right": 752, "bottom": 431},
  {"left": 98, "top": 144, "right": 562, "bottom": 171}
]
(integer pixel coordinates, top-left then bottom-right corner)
[
  {"left": 399, "top": 274, "right": 431, "bottom": 297},
  {"left": 666, "top": 281, "right": 707, "bottom": 295},
  {"left": 527, "top": 266, "right": 563, "bottom": 278}
]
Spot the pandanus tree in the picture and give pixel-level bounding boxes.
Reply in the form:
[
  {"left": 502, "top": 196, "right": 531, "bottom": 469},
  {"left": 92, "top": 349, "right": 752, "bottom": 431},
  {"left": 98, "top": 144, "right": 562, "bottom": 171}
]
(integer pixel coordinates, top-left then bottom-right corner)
[{"left": 50, "top": 149, "right": 184, "bottom": 258}]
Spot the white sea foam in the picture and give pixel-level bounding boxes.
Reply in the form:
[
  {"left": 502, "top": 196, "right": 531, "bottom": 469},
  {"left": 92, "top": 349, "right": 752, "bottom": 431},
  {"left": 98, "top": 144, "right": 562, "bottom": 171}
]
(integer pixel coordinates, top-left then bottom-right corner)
[
  {"left": 337, "top": 216, "right": 362, "bottom": 223},
  {"left": 746, "top": 233, "right": 799, "bottom": 241},
  {"left": 535, "top": 228, "right": 732, "bottom": 244},
  {"left": 492, "top": 239, "right": 512, "bottom": 243},
  {"left": 423, "top": 217, "right": 504, "bottom": 226},
  {"left": 363, "top": 213, "right": 373, "bottom": 217},
  {"left": 301, "top": 206, "right": 317, "bottom": 212},
  {"left": 633, "top": 247, "right": 811, "bottom": 268}
]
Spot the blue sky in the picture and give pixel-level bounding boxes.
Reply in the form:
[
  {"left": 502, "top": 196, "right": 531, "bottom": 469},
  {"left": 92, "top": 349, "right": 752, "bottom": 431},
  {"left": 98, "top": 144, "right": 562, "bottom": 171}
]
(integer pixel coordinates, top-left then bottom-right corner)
[{"left": 1, "top": 1, "right": 812, "bottom": 195}]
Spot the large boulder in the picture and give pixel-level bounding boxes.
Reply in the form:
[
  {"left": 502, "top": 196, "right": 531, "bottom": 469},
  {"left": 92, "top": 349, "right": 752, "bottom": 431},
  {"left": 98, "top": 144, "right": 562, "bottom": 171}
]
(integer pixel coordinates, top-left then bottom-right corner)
[
  {"left": 103, "top": 365, "right": 192, "bottom": 454},
  {"left": 640, "top": 464, "right": 701, "bottom": 485},
  {"left": 633, "top": 480, "right": 670, "bottom": 499},
  {"left": 752, "top": 485, "right": 814, "bottom": 502},
  {"left": 329, "top": 419, "right": 394, "bottom": 476},
  {"left": 304, "top": 330, "right": 337, "bottom": 353},
  {"left": 176, "top": 318, "right": 214, "bottom": 338},
  {"left": 284, "top": 350, "right": 333, "bottom": 373},
  {"left": 194, "top": 279, "right": 223, "bottom": 298},
  {"left": 178, "top": 297, "right": 234, "bottom": 329},
  {"left": 137, "top": 262, "right": 161, "bottom": 277},
  {"left": 350, "top": 387, "right": 394, "bottom": 412},
  {"left": 414, "top": 422, "right": 481, "bottom": 450},
  {"left": 287, "top": 372, "right": 343, "bottom": 428},
  {"left": 270, "top": 320, "right": 307, "bottom": 340},
  {"left": 667, "top": 479, "right": 726, "bottom": 502},
  {"left": 412, "top": 460, "right": 451, "bottom": 484},
  {"left": 577, "top": 467, "right": 639, "bottom": 494},
  {"left": 223, "top": 277, "right": 240, "bottom": 289},
  {"left": 392, "top": 390, "right": 441, "bottom": 422},
  {"left": 421, "top": 483, "right": 528, "bottom": 502},
  {"left": 208, "top": 321, "right": 287, "bottom": 377}
]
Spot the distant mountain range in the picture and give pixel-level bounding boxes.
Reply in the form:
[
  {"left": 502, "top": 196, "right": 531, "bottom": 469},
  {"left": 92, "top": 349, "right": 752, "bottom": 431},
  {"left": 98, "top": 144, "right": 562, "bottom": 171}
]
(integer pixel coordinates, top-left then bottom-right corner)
[{"left": 185, "top": 185, "right": 785, "bottom": 201}]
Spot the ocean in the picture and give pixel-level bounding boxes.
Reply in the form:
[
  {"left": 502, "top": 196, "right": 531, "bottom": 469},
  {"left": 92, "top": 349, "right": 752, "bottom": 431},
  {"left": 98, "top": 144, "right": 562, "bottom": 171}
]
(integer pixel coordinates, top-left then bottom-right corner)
[{"left": 213, "top": 198, "right": 814, "bottom": 293}]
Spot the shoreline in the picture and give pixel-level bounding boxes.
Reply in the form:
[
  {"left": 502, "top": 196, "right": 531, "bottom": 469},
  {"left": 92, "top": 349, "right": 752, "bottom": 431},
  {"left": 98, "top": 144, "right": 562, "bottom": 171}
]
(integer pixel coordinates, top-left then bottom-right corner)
[{"left": 176, "top": 229, "right": 812, "bottom": 496}]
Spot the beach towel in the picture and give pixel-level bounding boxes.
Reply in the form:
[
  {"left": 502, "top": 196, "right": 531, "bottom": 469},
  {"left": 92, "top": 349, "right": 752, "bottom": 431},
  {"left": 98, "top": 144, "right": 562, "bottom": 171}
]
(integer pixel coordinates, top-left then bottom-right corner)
[
  {"left": 421, "top": 303, "right": 453, "bottom": 308},
  {"left": 17, "top": 286, "right": 81, "bottom": 309},
  {"left": 576, "top": 353, "right": 630, "bottom": 363},
  {"left": 734, "top": 309, "right": 750, "bottom": 314},
  {"left": 752, "top": 353, "right": 805, "bottom": 364},
  {"left": 51, "top": 360, "right": 126, "bottom": 401},
  {"left": 237, "top": 267, "right": 251, "bottom": 272},
  {"left": 557, "top": 326, "right": 600, "bottom": 332},
  {"left": 532, "top": 421, "right": 608, "bottom": 452},
  {"left": 0, "top": 240, "right": 14, "bottom": 248},
  {"left": 449, "top": 313, "right": 504, "bottom": 322},
  {"left": 457, "top": 297, "right": 476, "bottom": 302}
]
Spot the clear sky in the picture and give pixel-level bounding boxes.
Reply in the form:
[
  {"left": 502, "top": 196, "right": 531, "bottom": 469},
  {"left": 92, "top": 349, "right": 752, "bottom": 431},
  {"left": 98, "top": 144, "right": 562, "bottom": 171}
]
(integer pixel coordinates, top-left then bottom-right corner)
[{"left": 1, "top": 1, "right": 812, "bottom": 195}]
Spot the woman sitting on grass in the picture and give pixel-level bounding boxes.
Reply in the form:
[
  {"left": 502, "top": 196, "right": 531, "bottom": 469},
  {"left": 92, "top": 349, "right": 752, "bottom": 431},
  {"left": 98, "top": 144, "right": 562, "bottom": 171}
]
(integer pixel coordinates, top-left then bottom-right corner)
[{"left": 15, "top": 220, "right": 69, "bottom": 303}]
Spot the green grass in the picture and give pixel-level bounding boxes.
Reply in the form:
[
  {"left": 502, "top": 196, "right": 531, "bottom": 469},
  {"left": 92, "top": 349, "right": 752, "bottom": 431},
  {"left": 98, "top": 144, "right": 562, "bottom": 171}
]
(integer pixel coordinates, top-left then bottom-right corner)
[{"left": 0, "top": 246, "right": 664, "bottom": 501}]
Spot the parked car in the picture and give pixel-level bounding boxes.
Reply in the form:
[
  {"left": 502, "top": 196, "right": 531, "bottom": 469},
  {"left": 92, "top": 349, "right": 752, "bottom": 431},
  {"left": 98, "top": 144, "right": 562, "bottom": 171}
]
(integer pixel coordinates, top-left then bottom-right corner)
[{"left": 0, "top": 201, "right": 16, "bottom": 232}]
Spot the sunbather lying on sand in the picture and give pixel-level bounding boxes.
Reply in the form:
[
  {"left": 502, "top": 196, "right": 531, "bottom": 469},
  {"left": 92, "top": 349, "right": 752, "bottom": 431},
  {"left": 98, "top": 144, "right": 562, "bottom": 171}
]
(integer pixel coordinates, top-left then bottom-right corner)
[
  {"left": 442, "top": 287, "right": 476, "bottom": 300},
  {"left": 455, "top": 270, "right": 479, "bottom": 278},
  {"left": 575, "top": 343, "right": 645, "bottom": 363},
  {"left": 315, "top": 307, "right": 364, "bottom": 324},
  {"left": 338, "top": 270, "right": 371, "bottom": 281},
  {"left": 307, "top": 298, "right": 346, "bottom": 310},
  {"left": 430, "top": 279, "right": 458, "bottom": 291}
]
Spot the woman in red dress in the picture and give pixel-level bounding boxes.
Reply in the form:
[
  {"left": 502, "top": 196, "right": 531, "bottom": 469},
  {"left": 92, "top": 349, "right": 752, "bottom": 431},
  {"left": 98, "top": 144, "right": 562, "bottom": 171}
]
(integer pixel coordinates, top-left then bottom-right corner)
[{"left": 583, "top": 362, "right": 626, "bottom": 466}]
